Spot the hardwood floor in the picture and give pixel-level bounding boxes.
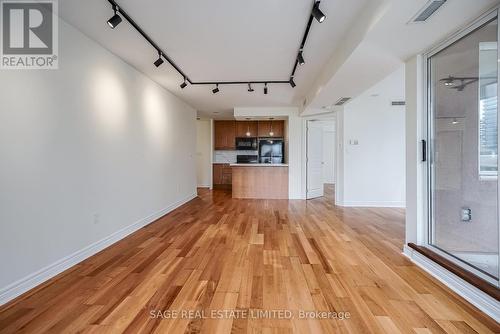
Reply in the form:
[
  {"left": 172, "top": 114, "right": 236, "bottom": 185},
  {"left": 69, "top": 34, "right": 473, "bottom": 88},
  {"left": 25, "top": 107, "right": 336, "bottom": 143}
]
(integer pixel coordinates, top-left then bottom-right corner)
[{"left": 0, "top": 186, "right": 498, "bottom": 333}]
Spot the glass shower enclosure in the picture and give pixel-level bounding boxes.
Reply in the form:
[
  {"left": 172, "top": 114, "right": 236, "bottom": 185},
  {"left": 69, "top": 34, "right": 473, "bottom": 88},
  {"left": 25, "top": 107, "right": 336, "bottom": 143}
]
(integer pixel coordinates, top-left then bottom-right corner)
[{"left": 426, "top": 10, "right": 500, "bottom": 287}]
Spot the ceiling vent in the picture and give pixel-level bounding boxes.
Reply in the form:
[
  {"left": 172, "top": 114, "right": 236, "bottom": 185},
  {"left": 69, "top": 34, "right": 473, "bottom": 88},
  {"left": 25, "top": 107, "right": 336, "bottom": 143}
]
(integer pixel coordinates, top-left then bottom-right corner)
[
  {"left": 391, "top": 101, "right": 406, "bottom": 106},
  {"left": 334, "top": 97, "right": 351, "bottom": 106},
  {"left": 409, "top": 0, "right": 447, "bottom": 23}
]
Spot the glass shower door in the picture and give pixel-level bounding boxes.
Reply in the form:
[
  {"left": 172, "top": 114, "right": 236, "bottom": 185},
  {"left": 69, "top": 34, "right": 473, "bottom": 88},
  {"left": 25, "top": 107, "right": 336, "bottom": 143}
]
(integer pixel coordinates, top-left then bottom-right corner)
[{"left": 427, "top": 14, "right": 500, "bottom": 285}]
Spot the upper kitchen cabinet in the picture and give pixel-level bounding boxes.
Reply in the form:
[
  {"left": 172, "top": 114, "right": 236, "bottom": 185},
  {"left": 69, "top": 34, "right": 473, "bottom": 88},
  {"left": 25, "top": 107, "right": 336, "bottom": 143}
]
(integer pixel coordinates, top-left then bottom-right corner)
[
  {"left": 214, "top": 121, "right": 236, "bottom": 150},
  {"left": 235, "top": 121, "right": 258, "bottom": 138},
  {"left": 257, "top": 120, "right": 284, "bottom": 138}
]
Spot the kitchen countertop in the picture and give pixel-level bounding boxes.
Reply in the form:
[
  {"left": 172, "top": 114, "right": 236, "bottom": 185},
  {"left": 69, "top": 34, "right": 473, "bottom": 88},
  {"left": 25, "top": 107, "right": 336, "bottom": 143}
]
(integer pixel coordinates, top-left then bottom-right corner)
[{"left": 230, "top": 163, "right": 289, "bottom": 167}]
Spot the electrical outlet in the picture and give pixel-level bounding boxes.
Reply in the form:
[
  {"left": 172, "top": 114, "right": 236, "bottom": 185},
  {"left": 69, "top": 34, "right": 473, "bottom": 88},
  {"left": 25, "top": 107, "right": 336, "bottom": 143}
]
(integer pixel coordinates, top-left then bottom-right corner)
[{"left": 93, "top": 213, "right": 100, "bottom": 225}]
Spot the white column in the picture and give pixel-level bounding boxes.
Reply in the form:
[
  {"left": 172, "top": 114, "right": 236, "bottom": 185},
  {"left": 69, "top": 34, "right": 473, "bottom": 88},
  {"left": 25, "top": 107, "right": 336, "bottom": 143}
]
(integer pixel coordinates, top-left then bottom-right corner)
[{"left": 405, "top": 55, "right": 425, "bottom": 247}]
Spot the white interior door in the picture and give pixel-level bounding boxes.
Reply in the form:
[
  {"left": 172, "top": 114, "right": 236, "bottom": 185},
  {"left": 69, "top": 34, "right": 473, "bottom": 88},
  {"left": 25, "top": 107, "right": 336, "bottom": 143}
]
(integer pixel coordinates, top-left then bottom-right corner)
[
  {"left": 322, "top": 129, "right": 335, "bottom": 184},
  {"left": 307, "top": 121, "right": 324, "bottom": 199}
]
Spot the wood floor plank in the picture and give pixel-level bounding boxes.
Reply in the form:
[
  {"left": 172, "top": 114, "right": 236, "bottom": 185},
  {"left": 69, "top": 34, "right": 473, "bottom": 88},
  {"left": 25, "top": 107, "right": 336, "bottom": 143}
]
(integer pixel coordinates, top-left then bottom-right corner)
[{"left": 0, "top": 186, "right": 498, "bottom": 334}]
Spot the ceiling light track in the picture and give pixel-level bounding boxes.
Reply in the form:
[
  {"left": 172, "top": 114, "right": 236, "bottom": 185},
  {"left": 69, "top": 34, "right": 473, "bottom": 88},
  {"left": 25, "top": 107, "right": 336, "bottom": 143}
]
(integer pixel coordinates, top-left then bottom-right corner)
[
  {"left": 189, "top": 80, "right": 289, "bottom": 85},
  {"left": 106, "top": 0, "right": 191, "bottom": 84},
  {"left": 106, "top": 0, "right": 325, "bottom": 93}
]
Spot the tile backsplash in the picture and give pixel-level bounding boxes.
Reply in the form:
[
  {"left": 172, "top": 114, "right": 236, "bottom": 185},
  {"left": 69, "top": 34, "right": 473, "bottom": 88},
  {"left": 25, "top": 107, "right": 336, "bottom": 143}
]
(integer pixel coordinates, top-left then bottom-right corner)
[{"left": 213, "top": 150, "right": 258, "bottom": 164}]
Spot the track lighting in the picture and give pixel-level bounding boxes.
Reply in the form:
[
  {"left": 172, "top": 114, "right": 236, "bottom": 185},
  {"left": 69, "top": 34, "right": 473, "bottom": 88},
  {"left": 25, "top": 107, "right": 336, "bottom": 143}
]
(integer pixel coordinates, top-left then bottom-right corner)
[
  {"left": 180, "top": 78, "right": 187, "bottom": 89},
  {"left": 312, "top": 1, "right": 326, "bottom": 23},
  {"left": 107, "top": 6, "right": 122, "bottom": 29},
  {"left": 298, "top": 51, "right": 305, "bottom": 65},
  {"left": 154, "top": 52, "right": 164, "bottom": 67},
  {"left": 104, "top": 1, "right": 326, "bottom": 90}
]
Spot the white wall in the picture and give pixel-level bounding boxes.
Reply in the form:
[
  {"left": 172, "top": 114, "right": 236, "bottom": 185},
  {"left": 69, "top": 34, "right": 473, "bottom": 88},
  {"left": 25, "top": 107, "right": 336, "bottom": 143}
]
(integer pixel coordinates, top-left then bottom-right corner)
[
  {"left": 335, "top": 109, "right": 345, "bottom": 204},
  {"left": 196, "top": 120, "right": 212, "bottom": 188},
  {"left": 337, "top": 66, "right": 406, "bottom": 207},
  {"left": 0, "top": 18, "right": 197, "bottom": 304},
  {"left": 405, "top": 55, "right": 425, "bottom": 245}
]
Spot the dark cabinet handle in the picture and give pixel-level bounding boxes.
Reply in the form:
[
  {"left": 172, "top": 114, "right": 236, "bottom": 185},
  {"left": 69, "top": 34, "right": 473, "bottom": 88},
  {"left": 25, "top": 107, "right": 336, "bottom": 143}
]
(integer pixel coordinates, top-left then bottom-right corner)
[{"left": 421, "top": 140, "right": 427, "bottom": 162}]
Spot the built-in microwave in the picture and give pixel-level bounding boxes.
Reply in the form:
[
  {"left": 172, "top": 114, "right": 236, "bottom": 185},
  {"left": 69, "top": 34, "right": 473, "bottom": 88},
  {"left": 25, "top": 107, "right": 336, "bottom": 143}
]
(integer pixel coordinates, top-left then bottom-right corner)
[{"left": 235, "top": 137, "right": 258, "bottom": 150}]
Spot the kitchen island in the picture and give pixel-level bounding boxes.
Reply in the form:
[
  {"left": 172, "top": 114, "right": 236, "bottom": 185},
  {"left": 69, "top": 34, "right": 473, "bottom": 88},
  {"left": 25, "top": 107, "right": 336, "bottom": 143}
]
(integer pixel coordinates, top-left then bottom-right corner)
[{"left": 230, "top": 164, "right": 289, "bottom": 199}]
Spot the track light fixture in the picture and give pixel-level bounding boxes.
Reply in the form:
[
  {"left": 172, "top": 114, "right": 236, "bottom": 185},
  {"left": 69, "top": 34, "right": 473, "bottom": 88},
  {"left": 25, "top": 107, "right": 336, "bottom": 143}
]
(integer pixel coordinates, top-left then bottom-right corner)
[
  {"left": 298, "top": 51, "right": 305, "bottom": 66},
  {"left": 105, "top": 0, "right": 328, "bottom": 92},
  {"left": 180, "top": 78, "right": 187, "bottom": 89},
  {"left": 312, "top": 1, "right": 326, "bottom": 23},
  {"left": 107, "top": 5, "right": 122, "bottom": 29},
  {"left": 153, "top": 52, "right": 164, "bottom": 67}
]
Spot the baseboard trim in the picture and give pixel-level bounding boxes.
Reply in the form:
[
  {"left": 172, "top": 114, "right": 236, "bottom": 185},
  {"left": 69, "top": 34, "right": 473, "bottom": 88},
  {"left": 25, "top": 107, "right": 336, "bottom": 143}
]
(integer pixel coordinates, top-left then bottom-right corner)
[
  {"left": 0, "top": 192, "right": 197, "bottom": 306},
  {"left": 341, "top": 201, "right": 406, "bottom": 208},
  {"left": 403, "top": 245, "right": 500, "bottom": 322}
]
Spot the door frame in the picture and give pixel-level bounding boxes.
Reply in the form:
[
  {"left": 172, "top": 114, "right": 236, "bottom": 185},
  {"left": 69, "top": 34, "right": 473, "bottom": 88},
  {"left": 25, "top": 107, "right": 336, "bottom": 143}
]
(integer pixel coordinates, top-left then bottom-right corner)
[
  {"left": 422, "top": 7, "right": 500, "bottom": 287},
  {"left": 306, "top": 120, "right": 324, "bottom": 199},
  {"left": 304, "top": 116, "right": 336, "bottom": 200}
]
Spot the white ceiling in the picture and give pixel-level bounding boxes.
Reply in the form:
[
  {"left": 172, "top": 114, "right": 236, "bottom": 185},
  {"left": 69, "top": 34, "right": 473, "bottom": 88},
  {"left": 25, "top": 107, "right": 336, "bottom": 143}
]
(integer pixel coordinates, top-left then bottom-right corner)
[
  {"left": 305, "top": 0, "right": 500, "bottom": 114},
  {"left": 59, "top": 0, "right": 500, "bottom": 119},
  {"left": 58, "top": 0, "right": 367, "bottom": 118}
]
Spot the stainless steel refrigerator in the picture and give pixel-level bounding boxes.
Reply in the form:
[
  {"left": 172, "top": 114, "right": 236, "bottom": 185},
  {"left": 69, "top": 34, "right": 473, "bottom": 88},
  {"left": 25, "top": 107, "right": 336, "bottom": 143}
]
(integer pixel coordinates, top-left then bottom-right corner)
[{"left": 258, "top": 139, "right": 284, "bottom": 164}]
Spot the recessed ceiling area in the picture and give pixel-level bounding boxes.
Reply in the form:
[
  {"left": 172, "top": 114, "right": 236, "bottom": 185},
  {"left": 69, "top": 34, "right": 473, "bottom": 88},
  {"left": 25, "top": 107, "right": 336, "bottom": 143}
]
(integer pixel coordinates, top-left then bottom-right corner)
[{"left": 58, "top": 0, "right": 367, "bottom": 115}]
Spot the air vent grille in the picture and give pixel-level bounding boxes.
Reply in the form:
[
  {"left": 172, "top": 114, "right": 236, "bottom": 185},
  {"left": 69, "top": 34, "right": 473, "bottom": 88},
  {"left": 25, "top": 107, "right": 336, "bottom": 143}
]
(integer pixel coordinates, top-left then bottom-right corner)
[
  {"left": 391, "top": 101, "right": 406, "bottom": 106},
  {"left": 410, "top": 0, "right": 447, "bottom": 23},
  {"left": 334, "top": 97, "right": 351, "bottom": 106}
]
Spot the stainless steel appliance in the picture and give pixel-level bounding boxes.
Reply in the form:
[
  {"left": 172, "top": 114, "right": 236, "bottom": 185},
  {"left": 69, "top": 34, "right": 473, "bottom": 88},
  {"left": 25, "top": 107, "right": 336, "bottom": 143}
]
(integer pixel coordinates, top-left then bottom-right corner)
[
  {"left": 235, "top": 137, "right": 258, "bottom": 150},
  {"left": 237, "top": 155, "right": 259, "bottom": 164},
  {"left": 259, "top": 139, "right": 284, "bottom": 164}
]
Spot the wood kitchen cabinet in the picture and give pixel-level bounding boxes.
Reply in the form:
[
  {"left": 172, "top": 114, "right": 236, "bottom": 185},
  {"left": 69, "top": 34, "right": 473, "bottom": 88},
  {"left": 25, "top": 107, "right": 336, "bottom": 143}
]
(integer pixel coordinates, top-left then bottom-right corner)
[
  {"left": 235, "top": 121, "right": 258, "bottom": 138},
  {"left": 257, "top": 120, "right": 284, "bottom": 138},
  {"left": 213, "top": 163, "right": 232, "bottom": 187},
  {"left": 214, "top": 120, "right": 285, "bottom": 150},
  {"left": 214, "top": 121, "right": 236, "bottom": 150}
]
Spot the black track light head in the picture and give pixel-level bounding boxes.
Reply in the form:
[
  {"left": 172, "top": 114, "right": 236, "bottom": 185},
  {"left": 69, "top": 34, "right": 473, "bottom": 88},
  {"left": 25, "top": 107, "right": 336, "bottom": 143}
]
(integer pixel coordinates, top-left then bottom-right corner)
[
  {"left": 290, "top": 77, "right": 296, "bottom": 88},
  {"left": 154, "top": 52, "right": 164, "bottom": 67},
  {"left": 264, "top": 83, "right": 268, "bottom": 95},
  {"left": 298, "top": 51, "right": 305, "bottom": 66},
  {"left": 107, "top": 6, "right": 122, "bottom": 29},
  {"left": 248, "top": 83, "right": 254, "bottom": 92},
  {"left": 312, "top": 1, "right": 326, "bottom": 23},
  {"left": 180, "top": 79, "right": 187, "bottom": 89},
  {"left": 212, "top": 84, "right": 220, "bottom": 94}
]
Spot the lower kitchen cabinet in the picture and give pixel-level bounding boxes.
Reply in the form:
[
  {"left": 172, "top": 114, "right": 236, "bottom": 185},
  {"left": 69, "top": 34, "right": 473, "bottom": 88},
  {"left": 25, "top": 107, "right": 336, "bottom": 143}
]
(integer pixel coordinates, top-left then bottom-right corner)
[{"left": 213, "top": 164, "right": 232, "bottom": 187}]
